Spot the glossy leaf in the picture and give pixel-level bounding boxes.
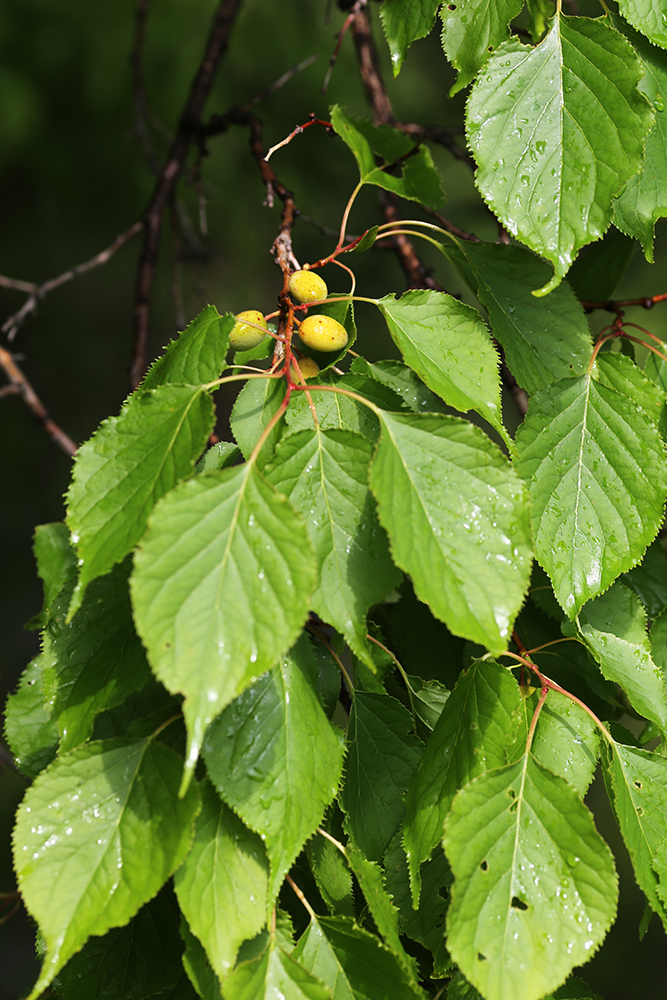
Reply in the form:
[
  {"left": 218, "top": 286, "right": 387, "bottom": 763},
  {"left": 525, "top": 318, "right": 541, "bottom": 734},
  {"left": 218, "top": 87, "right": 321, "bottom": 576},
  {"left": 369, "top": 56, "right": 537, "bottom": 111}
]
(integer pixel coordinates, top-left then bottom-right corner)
[
  {"left": 617, "top": 0, "right": 667, "bottom": 49},
  {"left": 221, "top": 937, "right": 331, "bottom": 1000},
  {"left": 444, "top": 754, "right": 618, "bottom": 1000},
  {"left": 266, "top": 428, "right": 400, "bottom": 665},
  {"left": 351, "top": 357, "right": 447, "bottom": 414},
  {"left": 174, "top": 780, "right": 268, "bottom": 981},
  {"left": 613, "top": 17, "right": 667, "bottom": 260},
  {"left": 440, "top": 0, "right": 524, "bottom": 95},
  {"left": 13, "top": 739, "right": 201, "bottom": 999},
  {"left": 342, "top": 692, "right": 422, "bottom": 861},
  {"left": 595, "top": 352, "right": 665, "bottom": 426},
  {"left": 67, "top": 384, "right": 214, "bottom": 615},
  {"left": 140, "top": 306, "right": 232, "bottom": 390},
  {"left": 230, "top": 376, "right": 286, "bottom": 469},
  {"left": 131, "top": 464, "right": 317, "bottom": 776},
  {"left": 284, "top": 372, "right": 398, "bottom": 440},
  {"left": 603, "top": 741, "right": 667, "bottom": 928},
  {"left": 28, "top": 522, "right": 77, "bottom": 629},
  {"left": 203, "top": 637, "right": 345, "bottom": 906},
  {"left": 404, "top": 659, "right": 522, "bottom": 901},
  {"left": 379, "top": 0, "right": 442, "bottom": 74},
  {"left": 369, "top": 411, "right": 532, "bottom": 654},
  {"left": 449, "top": 242, "right": 592, "bottom": 394},
  {"left": 4, "top": 657, "right": 58, "bottom": 779},
  {"left": 515, "top": 372, "right": 667, "bottom": 618},
  {"left": 575, "top": 582, "right": 667, "bottom": 734},
  {"left": 529, "top": 691, "right": 600, "bottom": 798},
  {"left": 293, "top": 916, "right": 422, "bottom": 1000},
  {"left": 42, "top": 562, "right": 151, "bottom": 753},
  {"left": 467, "top": 16, "right": 653, "bottom": 294},
  {"left": 377, "top": 290, "right": 504, "bottom": 436}
]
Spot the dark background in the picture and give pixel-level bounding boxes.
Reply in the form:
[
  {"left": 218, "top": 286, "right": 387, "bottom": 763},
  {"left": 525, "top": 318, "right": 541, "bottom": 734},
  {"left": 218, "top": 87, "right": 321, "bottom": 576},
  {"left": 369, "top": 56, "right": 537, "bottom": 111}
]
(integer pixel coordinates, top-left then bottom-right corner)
[{"left": 1, "top": 1, "right": 665, "bottom": 997}]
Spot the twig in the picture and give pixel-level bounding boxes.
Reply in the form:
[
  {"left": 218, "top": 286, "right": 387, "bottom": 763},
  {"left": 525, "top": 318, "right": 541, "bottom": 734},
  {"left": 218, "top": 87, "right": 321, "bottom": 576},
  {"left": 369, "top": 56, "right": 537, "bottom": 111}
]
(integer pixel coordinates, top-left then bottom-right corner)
[
  {"left": 0, "top": 346, "right": 77, "bottom": 456},
  {"left": 130, "top": 0, "right": 243, "bottom": 389},
  {"left": 350, "top": 7, "right": 394, "bottom": 125},
  {"left": 1, "top": 222, "right": 144, "bottom": 341},
  {"left": 581, "top": 293, "right": 667, "bottom": 314},
  {"left": 130, "top": 0, "right": 160, "bottom": 174}
]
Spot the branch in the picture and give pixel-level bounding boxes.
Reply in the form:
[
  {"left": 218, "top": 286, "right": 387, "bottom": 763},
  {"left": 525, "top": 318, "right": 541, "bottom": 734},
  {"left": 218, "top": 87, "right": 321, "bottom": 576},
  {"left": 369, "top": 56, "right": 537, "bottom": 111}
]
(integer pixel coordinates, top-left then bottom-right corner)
[
  {"left": 130, "top": 0, "right": 244, "bottom": 389},
  {"left": 1, "top": 222, "right": 144, "bottom": 341},
  {"left": 0, "top": 345, "right": 77, "bottom": 456}
]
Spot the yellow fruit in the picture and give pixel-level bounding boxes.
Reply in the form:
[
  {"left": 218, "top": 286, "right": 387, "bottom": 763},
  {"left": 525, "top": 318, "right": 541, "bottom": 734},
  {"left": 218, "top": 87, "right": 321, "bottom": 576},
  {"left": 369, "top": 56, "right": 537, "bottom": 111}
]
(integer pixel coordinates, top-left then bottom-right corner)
[
  {"left": 288, "top": 270, "right": 328, "bottom": 304},
  {"left": 298, "top": 314, "right": 348, "bottom": 353},
  {"left": 290, "top": 357, "right": 320, "bottom": 381},
  {"left": 230, "top": 310, "right": 268, "bottom": 351}
]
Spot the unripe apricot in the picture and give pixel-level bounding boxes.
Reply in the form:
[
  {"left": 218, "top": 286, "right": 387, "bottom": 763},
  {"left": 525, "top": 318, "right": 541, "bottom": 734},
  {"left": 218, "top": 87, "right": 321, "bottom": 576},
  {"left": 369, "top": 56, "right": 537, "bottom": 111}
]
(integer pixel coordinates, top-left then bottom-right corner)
[
  {"left": 289, "top": 269, "right": 328, "bottom": 304},
  {"left": 230, "top": 310, "right": 268, "bottom": 351},
  {"left": 290, "top": 357, "right": 320, "bottom": 381},
  {"left": 299, "top": 314, "right": 348, "bottom": 352}
]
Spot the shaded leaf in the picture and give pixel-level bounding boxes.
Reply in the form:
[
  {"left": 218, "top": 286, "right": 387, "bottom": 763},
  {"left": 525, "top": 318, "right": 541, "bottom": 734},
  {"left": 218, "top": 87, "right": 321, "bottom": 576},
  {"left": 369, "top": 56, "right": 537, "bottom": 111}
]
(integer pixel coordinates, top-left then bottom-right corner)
[
  {"left": 221, "top": 937, "right": 331, "bottom": 1000},
  {"left": 141, "top": 306, "right": 231, "bottom": 390},
  {"left": 230, "top": 376, "right": 286, "bottom": 469},
  {"left": 180, "top": 919, "right": 224, "bottom": 1000},
  {"left": 440, "top": 0, "right": 524, "bottom": 95},
  {"left": 622, "top": 540, "right": 667, "bottom": 621},
  {"left": 351, "top": 357, "right": 447, "bottom": 414},
  {"left": 4, "top": 657, "right": 58, "bottom": 779},
  {"left": 529, "top": 690, "right": 600, "bottom": 798},
  {"left": 284, "top": 372, "right": 399, "bottom": 440},
  {"left": 380, "top": 0, "right": 443, "bottom": 74},
  {"left": 370, "top": 411, "right": 532, "bottom": 654},
  {"left": 131, "top": 464, "right": 317, "bottom": 776},
  {"left": 13, "top": 739, "right": 200, "bottom": 999},
  {"left": 27, "top": 522, "right": 77, "bottom": 629},
  {"left": 444, "top": 755, "right": 618, "bottom": 1000},
  {"left": 467, "top": 16, "right": 653, "bottom": 293}
]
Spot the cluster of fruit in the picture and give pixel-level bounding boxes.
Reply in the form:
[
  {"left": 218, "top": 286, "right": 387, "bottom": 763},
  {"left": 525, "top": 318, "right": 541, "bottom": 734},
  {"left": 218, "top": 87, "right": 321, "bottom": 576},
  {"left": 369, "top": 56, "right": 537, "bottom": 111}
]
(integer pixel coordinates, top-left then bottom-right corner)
[{"left": 229, "top": 269, "right": 349, "bottom": 378}]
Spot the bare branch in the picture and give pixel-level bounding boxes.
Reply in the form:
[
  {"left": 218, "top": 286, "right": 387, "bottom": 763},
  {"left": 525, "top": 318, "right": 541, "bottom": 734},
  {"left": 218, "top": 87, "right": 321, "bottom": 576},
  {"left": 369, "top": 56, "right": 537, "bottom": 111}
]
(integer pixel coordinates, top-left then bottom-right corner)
[{"left": 0, "top": 345, "right": 77, "bottom": 456}]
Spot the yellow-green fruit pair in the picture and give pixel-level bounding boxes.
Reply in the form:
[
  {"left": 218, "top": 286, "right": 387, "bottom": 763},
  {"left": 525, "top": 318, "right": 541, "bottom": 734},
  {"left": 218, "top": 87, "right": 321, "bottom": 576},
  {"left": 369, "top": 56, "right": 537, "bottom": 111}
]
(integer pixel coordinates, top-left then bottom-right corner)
[
  {"left": 289, "top": 269, "right": 328, "bottom": 304},
  {"left": 299, "top": 314, "right": 348, "bottom": 353},
  {"left": 230, "top": 310, "right": 268, "bottom": 351}
]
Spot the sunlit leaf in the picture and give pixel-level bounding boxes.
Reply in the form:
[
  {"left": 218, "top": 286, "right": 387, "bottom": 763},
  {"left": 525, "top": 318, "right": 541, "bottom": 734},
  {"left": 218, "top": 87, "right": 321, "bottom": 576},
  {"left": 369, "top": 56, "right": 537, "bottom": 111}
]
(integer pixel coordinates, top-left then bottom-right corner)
[
  {"left": 380, "top": 0, "right": 443, "bottom": 74},
  {"left": 140, "top": 306, "right": 232, "bottom": 390},
  {"left": 440, "top": 0, "right": 524, "bottom": 95}
]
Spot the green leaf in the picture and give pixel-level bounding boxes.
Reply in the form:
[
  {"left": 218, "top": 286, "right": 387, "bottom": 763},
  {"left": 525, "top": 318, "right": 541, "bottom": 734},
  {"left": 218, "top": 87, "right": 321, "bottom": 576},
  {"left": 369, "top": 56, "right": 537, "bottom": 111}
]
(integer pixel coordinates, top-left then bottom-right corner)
[
  {"left": 293, "top": 916, "right": 423, "bottom": 1000},
  {"left": 266, "top": 428, "right": 400, "bottom": 665},
  {"left": 353, "top": 225, "right": 379, "bottom": 252},
  {"left": 623, "top": 540, "right": 667, "bottom": 620},
  {"left": 404, "top": 674, "right": 450, "bottom": 734},
  {"left": 444, "top": 754, "right": 618, "bottom": 1000},
  {"left": 53, "top": 888, "right": 184, "bottom": 1000},
  {"left": 595, "top": 352, "right": 665, "bottom": 426},
  {"left": 284, "top": 372, "right": 398, "bottom": 440},
  {"left": 13, "top": 739, "right": 201, "bottom": 999},
  {"left": 27, "top": 522, "right": 77, "bottom": 629},
  {"left": 530, "top": 691, "right": 600, "bottom": 797},
  {"left": 42, "top": 562, "right": 151, "bottom": 753},
  {"left": 196, "top": 440, "right": 242, "bottom": 474},
  {"left": 574, "top": 582, "right": 667, "bottom": 733},
  {"left": 230, "top": 376, "right": 286, "bottom": 469},
  {"left": 404, "top": 659, "right": 522, "bottom": 901},
  {"left": 306, "top": 824, "right": 355, "bottom": 918},
  {"left": 342, "top": 692, "right": 423, "bottom": 861},
  {"left": 379, "top": 0, "right": 442, "bottom": 75},
  {"left": 448, "top": 242, "right": 592, "bottom": 394},
  {"left": 330, "top": 107, "right": 444, "bottom": 207},
  {"left": 651, "top": 611, "right": 667, "bottom": 673},
  {"left": 440, "top": 0, "right": 524, "bottom": 96},
  {"left": 131, "top": 464, "right": 317, "bottom": 776},
  {"left": 202, "top": 636, "right": 345, "bottom": 906},
  {"left": 369, "top": 411, "right": 532, "bottom": 655},
  {"left": 612, "top": 17, "right": 667, "bottom": 260},
  {"left": 180, "top": 919, "right": 224, "bottom": 1000},
  {"left": 466, "top": 16, "right": 654, "bottom": 294},
  {"left": 617, "top": 0, "right": 667, "bottom": 49},
  {"left": 140, "top": 306, "right": 232, "bottom": 390},
  {"left": 515, "top": 372, "right": 667, "bottom": 618},
  {"left": 4, "top": 657, "right": 58, "bottom": 779},
  {"left": 377, "top": 290, "right": 504, "bottom": 437},
  {"left": 67, "top": 383, "right": 214, "bottom": 615},
  {"left": 221, "top": 937, "right": 332, "bottom": 1000},
  {"left": 351, "top": 357, "right": 447, "bottom": 414},
  {"left": 603, "top": 741, "right": 667, "bottom": 928},
  {"left": 174, "top": 781, "right": 268, "bottom": 981}
]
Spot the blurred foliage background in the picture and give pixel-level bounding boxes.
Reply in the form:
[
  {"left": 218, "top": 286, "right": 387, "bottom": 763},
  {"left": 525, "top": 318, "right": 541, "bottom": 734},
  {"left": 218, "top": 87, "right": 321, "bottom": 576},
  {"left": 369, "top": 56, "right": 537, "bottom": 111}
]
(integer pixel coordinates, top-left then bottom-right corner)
[{"left": 1, "top": 1, "right": 665, "bottom": 997}]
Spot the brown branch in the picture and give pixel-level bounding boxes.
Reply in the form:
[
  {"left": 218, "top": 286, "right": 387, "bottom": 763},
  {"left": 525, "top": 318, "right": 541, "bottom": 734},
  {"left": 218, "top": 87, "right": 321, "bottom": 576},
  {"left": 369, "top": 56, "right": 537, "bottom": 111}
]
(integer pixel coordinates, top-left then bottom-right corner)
[
  {"left": 1, "top": 222, "right": 144, "bottom": 341},
  {"left": 130, "top": 0, "right": 243, "bottom": 389},
  {"left": 581, "top": 293, "right": 667, "bottom": 314},
  {"left": 350, "top": 7, "right": 394, "bottom": 125},
  {"left": 0, "top": 345, "right": 77, "bottom": 456}
]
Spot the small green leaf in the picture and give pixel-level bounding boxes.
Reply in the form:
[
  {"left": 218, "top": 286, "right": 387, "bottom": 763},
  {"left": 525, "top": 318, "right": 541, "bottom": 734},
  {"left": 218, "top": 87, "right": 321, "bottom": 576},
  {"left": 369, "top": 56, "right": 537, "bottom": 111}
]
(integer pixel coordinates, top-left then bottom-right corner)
[
  {"left": 306, "top": 825, "right": 355, "bottom": 918},
  {"left": 27, "top": 522, "right": 77, "bottom": 629},
  {"left": 379, "top": 0, "right": 442, "bottom": 75},
  {"left": 230, "top": 376, "right": 286, "bottom": 469},
  {"left": 342, "top": 692, "right": 423, "bottom": 861},
  {"left": 13, "top": 739, "right": 201, "bottom": 999},
  {"left": 370, "top": 411, "right": 533, "bottom": 655},
  {"left": 617, "top": 0, "right": 667, "bottom": 49},
  {"left": 448, "top": 242, "right": 592, "bottom": 394},
  {"left": 4, "top": 658, "right": 58, "bottom": 779},
  {"left": 377, "top": 290, "right": 503, "bottom": 436},
  {"left": 131, "top": 464, "right": 317, "bottom": 775},
  {"left": 603, "top": 741, "right": 667, "bottom": 928},
  {"left": 467, "top": 16, "right": 654, "bottom": 293},
  {"left": 444, "top": 755, "right": 618, "bottom": 1000},
  {"left": 404, "top": 659, "right": 522, "bottom": 901},
  {"left": 352, "top": 357, "right": 447, "bottom": 414},
  {"left": 196, "top": 440, "right": 242, "bottom": 474},
  {"left": 575, "top": 582, "right": 667, "bottom": 734},
  {"left": 267, "top": 428, "right": 400, "bottom": 666},
  {"left": 67, "top": 384, "right": 214, "bottom": 615},
  {"left": 221, "top": 937, "right": 331, "bottom": 1000},
  {"left": 203, "top": 636, "right": 345, "bottom": 906},
  {"left": 140, "top": 306, "right": 231, "bottom": 390},
  {"left": 515, "top": 372, "right": 667, "bottom": 618},
  {"left": 174, "top": 781, "right": 268, "bottom": 981},
  {"left": 440, "top": 0, "right": 524, "bottom": 95},
  {"left": 353, "top": 226, "right": 379, "bottom": 252},
  {"left": 42, "top": 562, "right": 151, "bottom": 753},
  {"left": 530, "top": 690, "right": 600, "bottom": 798}
]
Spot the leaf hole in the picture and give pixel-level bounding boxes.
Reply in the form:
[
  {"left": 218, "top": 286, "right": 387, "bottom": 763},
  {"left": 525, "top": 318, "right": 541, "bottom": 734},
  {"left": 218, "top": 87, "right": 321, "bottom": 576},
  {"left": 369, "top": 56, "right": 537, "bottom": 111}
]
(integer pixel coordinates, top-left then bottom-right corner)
[
  {"left": 511, "top": 896, "right": 529, "bottom": 911},
  {"left": 507, "top": 788, "right": 516, "bottom": 799},
  {"left": 164, "top": 641, "right": 172, "bottom": 649},
  {"left": 480, "top": 860, "right": 488, "bottom": 872},
  {"left": 477, "top": 953, "right": 487, "bottom": 962},
  {"left": 637, "top": 806, "right": 644, "bottom": 816},
  {"left": 448, "top": 3, "right": 457, "bottom": 8},
  {"left": 508, "top": 800, "right": 518, "bottom": 813},
  {"left": 487, "top": 45, "right": 494, "bottom": 52},
  {"left": 634, "top": 780, "right": 642, "bottom": 789}
]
